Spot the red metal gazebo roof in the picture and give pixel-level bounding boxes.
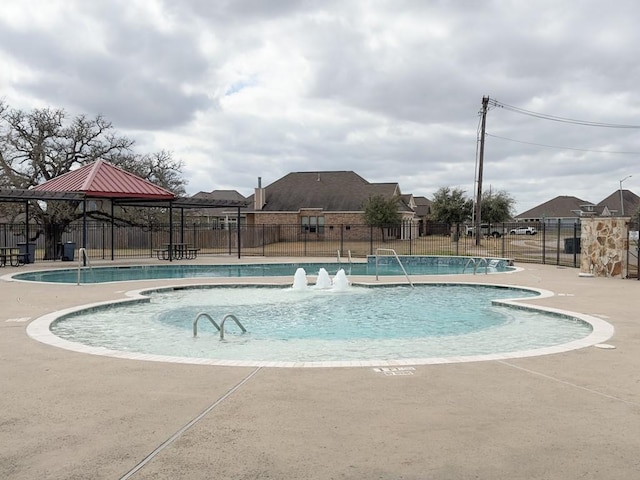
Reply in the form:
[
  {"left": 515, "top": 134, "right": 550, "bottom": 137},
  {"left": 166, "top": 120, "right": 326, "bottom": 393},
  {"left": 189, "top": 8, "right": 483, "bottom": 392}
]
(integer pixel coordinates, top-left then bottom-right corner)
[{"left": 32, "top": 159, "right": 176, "bottom": 199}]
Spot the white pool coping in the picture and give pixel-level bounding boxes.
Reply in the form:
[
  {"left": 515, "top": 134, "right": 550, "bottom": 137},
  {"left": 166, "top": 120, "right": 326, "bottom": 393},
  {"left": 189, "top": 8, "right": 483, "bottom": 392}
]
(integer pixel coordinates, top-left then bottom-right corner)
[{"left": 26, "top": 281, "right": 615, "bottom": 368}]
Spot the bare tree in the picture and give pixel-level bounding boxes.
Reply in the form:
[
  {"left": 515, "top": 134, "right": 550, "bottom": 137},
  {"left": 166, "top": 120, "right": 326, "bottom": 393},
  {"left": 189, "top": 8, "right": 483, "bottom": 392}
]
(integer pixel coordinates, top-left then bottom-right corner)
[{"left": 0, "top": 103, "right": 186, "bottom": 259}]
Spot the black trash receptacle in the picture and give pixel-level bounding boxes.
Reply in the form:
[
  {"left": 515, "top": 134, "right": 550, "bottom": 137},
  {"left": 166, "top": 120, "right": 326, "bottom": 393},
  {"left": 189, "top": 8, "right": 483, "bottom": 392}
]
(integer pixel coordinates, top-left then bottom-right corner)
[
  {"left": 61, "top": 242, "right": 76, "bottom": 261},
  {"left": 17, "top": 242, "right": 36, "bottom": 263},
  {"left": 564, "top": 238, "right": 581, "bottom": 254}
]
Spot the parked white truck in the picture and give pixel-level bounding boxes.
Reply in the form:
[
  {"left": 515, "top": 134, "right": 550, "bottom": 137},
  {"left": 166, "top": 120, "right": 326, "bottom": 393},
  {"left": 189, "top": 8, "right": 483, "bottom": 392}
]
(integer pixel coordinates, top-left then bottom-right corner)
[{"left": 465, "top": 224, "right": 504, "bottom": 238}]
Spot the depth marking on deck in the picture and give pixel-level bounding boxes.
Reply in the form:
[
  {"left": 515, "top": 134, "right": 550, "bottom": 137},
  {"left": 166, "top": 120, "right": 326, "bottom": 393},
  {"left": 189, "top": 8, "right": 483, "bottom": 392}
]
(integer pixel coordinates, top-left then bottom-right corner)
[
  {"left": 373, "top": 367, "right": 415, "bottom": 376},
  {"left": 6, "top": 317, "right": 30, "bottom": 323}
]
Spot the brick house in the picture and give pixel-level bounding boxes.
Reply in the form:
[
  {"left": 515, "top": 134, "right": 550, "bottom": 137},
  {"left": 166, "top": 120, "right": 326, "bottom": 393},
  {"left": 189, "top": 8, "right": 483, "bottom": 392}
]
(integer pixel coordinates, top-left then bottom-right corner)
[
  {"left": 515, "top": 191, "right": 640, "bottom": 224},
  {"left": 189, "top": 190, "right": 248, "bottom": 229},
  {"left": 245, "top": 171, "right": 419, "bottom": 240}
]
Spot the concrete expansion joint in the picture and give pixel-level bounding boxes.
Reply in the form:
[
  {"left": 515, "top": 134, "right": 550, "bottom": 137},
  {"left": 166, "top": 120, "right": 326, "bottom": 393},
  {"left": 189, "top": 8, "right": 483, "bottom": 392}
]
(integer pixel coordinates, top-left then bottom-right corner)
[{"left": 118, "top": 366, "right": 262, "bottom": 480}]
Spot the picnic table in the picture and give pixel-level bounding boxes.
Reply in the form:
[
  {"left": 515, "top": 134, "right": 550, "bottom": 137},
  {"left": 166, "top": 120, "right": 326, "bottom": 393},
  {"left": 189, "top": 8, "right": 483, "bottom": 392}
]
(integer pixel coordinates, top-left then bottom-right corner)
[
  {"left": 153, "top": 243, "right": 200, "bottom": 260},
  {"left": 0, "top": 247, "right": 28, "bottom": 267}
]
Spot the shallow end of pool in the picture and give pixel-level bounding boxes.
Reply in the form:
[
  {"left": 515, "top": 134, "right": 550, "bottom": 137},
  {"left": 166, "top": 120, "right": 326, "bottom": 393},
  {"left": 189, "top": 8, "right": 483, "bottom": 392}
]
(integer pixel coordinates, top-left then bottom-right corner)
[{"left": 26, "top": 281, "right": 615, "bottom": 368}]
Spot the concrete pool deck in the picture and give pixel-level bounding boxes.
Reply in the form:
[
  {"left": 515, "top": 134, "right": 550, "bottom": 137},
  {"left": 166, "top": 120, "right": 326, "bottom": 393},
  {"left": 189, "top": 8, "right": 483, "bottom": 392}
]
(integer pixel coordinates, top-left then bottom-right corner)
[{"left": 1, "top": 257, "right": 639, "bottom": 479}]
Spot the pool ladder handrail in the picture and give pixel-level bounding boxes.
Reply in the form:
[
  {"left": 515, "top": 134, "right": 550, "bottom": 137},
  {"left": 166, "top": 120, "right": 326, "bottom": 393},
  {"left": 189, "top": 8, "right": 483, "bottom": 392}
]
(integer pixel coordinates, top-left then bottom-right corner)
[
  {"left": 337, "top": 249, "right": 353, "bottom": 274},
  {"left": 463, "top": 257, "right": 496, "bottom": 275},
  {"left": 193, "top": 313, "right": 247, "bottom": 340},
  {"left": 76, "top": 248, "right": 91, "bottom": 285},
  {"left": 375, "top": 248, "right": 414, "bottom": 287}
]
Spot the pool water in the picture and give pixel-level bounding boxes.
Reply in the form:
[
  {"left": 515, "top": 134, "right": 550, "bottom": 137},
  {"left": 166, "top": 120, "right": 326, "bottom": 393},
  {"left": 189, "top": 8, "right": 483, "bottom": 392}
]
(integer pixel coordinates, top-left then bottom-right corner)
[
  {"left": 50, "top": 284, "right": 592, "bottom": 363},
  {"left": 14, "top": 259, "right": 513, "bottom": 283}
]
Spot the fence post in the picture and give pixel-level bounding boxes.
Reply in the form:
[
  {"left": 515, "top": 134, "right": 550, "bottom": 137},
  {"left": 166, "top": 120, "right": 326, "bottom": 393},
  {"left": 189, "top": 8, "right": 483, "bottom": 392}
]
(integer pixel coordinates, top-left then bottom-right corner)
[
  {"left": 556, "top": 219, "right": 561, "bottom": 265},
  {"left": 369, "top": 225, "right": 373, "bottom": 255},
  {"left": 573, "top": 222, "right": 578, "bottom": 267},
  {"left": 542, "top": 221, "right": 546, "bottom": 264}
]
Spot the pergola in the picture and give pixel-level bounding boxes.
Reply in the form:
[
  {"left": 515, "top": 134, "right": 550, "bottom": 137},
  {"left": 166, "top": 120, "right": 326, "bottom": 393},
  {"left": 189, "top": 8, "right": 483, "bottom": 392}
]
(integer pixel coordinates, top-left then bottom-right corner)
[{"left": 0, "top": 160, "right": 248, "bottom": 261}]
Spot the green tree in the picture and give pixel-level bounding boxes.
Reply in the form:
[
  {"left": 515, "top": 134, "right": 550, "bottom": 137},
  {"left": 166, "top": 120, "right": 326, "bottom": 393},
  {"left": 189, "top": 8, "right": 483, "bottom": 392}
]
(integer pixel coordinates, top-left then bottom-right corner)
[
  {"left": 481, "top": 190, "right": 515, "bottom": 224},
  {"left": 430, "top": 187, "right": 473, "bottom": 229},
  {"left": 0, "top": 102, "right": 186, "bottom": 259},
  {"left": 362, "top": 194, "right": 402, "bottom": 242}
]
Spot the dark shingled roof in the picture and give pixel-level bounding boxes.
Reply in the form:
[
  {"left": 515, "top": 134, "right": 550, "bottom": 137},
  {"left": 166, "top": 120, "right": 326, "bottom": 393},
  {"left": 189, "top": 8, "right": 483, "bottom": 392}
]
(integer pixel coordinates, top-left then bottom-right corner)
[
  {"left": 190, "top": 190, "right": 248, "bottom": 215},
  {"left": 412, "top": 196, "right": 431, "bottom": 216},
  {"left": 516, "top": 196, "right": 591, "bottom": 219},
  {"left": 192, "top": 190, "right": 247, "bottom": 202},
  {"left": 251, "top": 171, "right": 402, "bottom": 211},
  {"left": 598, "top": 189, "right": 640, "bottom": 215}
]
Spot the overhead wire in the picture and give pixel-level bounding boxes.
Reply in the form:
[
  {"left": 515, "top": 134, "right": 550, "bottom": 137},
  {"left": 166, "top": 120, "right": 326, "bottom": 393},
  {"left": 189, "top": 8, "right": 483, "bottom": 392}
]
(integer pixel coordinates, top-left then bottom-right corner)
[
  {"left": 486, "top": 132, "right": 640, "bottom": 155},
  {"left": 488, "top": 98, "right": 640, "bottom": 129}
]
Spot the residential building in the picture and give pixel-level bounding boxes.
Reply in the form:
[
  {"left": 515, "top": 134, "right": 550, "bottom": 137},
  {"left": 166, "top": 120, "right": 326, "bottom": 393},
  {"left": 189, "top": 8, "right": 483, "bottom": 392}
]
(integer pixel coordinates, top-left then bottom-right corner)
[
  {"left": 515, "top": 189, "right": 640, "bottom": 225},
  {"left": 189, "top": 190, "right": 248, "bottom": 229},
  {"left": 246, "top": 171, "right": 419, "bottom": 240}
]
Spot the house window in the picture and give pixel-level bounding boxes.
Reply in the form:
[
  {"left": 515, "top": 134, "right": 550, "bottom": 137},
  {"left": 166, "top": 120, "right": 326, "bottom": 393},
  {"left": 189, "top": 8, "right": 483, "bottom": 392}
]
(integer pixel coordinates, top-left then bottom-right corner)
[{"left": 301, "top": 215, "right": 324, "bottom": 233}]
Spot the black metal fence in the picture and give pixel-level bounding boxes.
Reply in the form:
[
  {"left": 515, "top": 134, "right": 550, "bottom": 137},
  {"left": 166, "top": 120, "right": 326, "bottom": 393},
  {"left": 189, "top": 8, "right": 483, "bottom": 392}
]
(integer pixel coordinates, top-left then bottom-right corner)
[{"left": 0, "top": 220, "right": 590, "bottom": 268}]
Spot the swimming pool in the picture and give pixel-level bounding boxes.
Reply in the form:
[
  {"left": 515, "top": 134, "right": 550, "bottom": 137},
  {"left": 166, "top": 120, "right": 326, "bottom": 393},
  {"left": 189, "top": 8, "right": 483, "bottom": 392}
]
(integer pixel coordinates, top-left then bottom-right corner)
[
  {"left": 27, "top": 282, "right": 613, "bottom": 367},
  {"left": 13, "top": 256, "right": 514, "bottom": 283}
]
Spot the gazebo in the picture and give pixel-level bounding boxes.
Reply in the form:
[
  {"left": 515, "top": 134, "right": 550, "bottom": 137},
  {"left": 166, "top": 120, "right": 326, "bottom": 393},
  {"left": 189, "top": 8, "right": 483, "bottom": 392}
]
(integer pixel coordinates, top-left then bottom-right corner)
[{"left": 0, "top": 160, "right": 248, "bottom": 261}]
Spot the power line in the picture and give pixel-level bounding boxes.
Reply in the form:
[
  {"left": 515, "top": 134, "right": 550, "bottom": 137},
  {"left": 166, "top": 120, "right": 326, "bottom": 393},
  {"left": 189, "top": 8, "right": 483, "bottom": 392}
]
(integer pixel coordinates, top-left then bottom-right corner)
[
  {"left": 489, "top": 99, "right": 640, "bottom": 128},
  {"left": 486, "top": 132, "right": 640, "bottom": 155}
]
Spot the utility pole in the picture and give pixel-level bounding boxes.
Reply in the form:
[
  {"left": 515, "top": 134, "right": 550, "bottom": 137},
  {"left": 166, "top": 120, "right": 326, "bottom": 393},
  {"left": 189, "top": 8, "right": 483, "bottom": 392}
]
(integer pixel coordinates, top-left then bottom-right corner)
[{"left": 475, "top": 96, "right": 489, "bottom": 246}]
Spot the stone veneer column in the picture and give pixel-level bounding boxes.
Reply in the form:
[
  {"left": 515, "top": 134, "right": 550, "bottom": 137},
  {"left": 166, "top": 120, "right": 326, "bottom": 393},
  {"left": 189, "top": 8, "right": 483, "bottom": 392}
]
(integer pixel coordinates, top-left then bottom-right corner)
[{"left": 580, "top": 217, "right": 630, "bottom": 278}]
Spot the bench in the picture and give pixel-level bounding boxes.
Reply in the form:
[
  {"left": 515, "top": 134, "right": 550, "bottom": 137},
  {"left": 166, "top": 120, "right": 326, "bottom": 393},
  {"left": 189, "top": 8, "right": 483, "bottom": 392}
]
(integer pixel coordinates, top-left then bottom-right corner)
[
  {"left": 153, "top": 248, "right": 170, "bottom": 260},
  {"left": 154, "top": 246, "right": 200, "bottom": 260},
  {"left": 0, "top": 252, "right": 29, "bottom": 267}
]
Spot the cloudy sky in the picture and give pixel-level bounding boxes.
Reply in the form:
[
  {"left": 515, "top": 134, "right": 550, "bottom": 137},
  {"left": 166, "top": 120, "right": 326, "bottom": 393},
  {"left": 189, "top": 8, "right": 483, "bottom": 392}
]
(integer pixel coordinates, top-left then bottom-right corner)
[{"left": 2, "top": 0, "right": 639, "bottom": 213}]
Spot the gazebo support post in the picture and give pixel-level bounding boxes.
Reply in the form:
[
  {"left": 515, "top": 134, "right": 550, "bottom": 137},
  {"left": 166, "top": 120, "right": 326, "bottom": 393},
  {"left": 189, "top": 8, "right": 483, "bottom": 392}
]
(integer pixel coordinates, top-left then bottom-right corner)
[
  {"left": 82, "top": 198, "right": 88, "bottom": 266},
  {"left": 110, "top": 201, "right": 115, "bottom": 261},
  {"left": 25, "top": 200, "right": 30, "bottom": 262},
  {"left": 169, "top": 201, "right": 174, "bottom": 261}
]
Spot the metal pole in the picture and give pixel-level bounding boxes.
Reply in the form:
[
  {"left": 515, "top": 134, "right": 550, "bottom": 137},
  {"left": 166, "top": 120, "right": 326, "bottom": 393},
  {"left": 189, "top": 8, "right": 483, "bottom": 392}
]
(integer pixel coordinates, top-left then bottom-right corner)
[
  {"left": 169, "top": 202, "right": 173, "bottom": 261},
  {"left": 110, "top": 201, "right": 115, "bottom": 261},
  {"left": 475, "top": 96, "right": 489, "bottom": 246},
  {"left": 82, "top": 198, "right": 87, "bottom": 266},
  {"left": 620, "top": 175, "right": 632, "bottom": 216}
]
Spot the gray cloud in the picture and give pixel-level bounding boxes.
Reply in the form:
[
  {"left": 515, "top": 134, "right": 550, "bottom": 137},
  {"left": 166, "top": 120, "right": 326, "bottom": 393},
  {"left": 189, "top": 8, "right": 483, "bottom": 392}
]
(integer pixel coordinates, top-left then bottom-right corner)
[{"left": 1, "top": 0, "right": 639, "bottom": 212}]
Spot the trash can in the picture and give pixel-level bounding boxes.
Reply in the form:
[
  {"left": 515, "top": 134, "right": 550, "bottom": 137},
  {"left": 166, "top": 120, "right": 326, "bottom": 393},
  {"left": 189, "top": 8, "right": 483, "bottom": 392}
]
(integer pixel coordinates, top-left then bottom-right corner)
[
  {"left": 564, "top": 238, "right": 581, "bottom": 254},
  {"left": 60, "top": 242, "right": 76, "bottom": 261},
  {"left": 17, "top": 242, "right": 36, "bottom": 263}
]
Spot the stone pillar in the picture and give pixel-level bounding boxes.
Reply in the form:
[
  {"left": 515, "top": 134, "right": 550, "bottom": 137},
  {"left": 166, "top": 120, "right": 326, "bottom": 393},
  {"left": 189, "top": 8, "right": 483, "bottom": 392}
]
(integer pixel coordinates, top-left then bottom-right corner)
[{"left": 580, "top": 217, "right": 630, "bottom": 278}]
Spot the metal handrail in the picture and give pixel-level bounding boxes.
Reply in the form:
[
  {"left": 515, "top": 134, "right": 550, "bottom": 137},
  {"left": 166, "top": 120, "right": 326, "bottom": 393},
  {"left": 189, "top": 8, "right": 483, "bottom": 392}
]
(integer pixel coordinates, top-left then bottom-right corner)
[
  {"left": 219, "top": 314, "right": 247, "bottom": 340},
  {"left": 193, "top": 313, "right": 246, "bottom": 340},
  {"left": 193, "top": 312, "right": 220, "bottom": 337},
  {"left": 76, "top": 248, "right": 91, "bottom": 285},
  {"left": 375, "top": 248, "right": 413, "bottom": 287},
  {"left": 476, "top": 257, "right": 488, "bottom": 274},
  {"left": 463, "top": 257, "right": 476, "bottom": 274},
  {"left": 338, "top": 250, "right": 353, "bottom": 274}
]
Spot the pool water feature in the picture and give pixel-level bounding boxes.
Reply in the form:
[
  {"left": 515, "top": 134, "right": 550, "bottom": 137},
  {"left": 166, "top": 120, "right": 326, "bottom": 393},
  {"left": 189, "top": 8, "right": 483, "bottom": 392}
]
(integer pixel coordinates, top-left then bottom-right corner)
[
  {"left": 39, "top": 280, "right": 609, "bottom": 367},
  {"left": 294, "top": 267, "right": 349, "bottom": 290}
]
